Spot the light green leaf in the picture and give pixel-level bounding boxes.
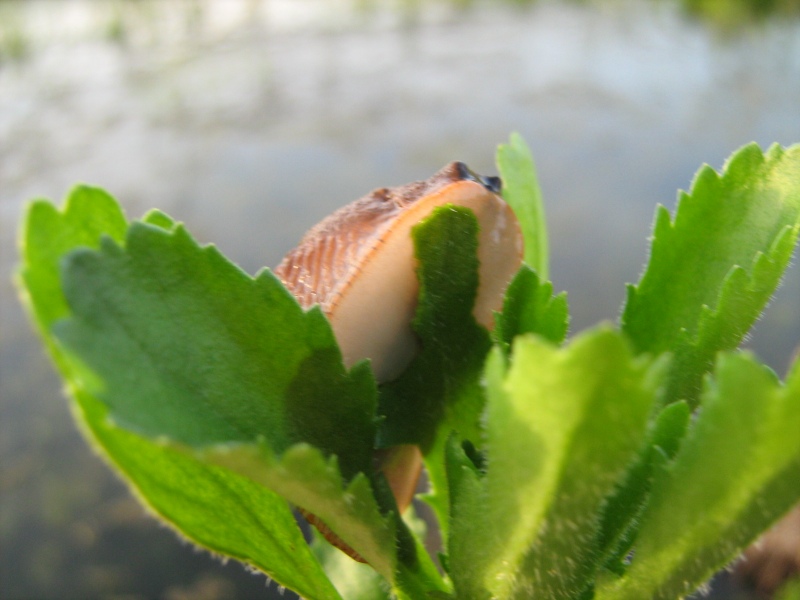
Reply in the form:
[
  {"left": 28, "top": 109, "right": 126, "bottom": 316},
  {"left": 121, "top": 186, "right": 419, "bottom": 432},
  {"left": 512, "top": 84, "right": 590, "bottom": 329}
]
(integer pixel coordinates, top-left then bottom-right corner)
[
  {"left": 77, "top": 390, "right": 343, "bottom": 600},
  {"left": 597, "top": 352, "right": 800, "bottom": 600},
  {"left": 142, "top": 208, "right": 178, "bottom": 230},
  {"left": 449, "top": 329, "right": 659, "bottom": 600},
  {"left": 777, "top": 578, "right": 800, "bottom": 600},
  {"left": 622, "top": 143, "right": 800, "bottom": 405},
  {"left": 201, "top": 442, "right": 448, "bottom": 598},
  {"left": 16, "top": 191, "right": 343, "bottom": 600},
  {"left": 18, "top": 188, "right": 127, "bottom": 345},
  {"left": 195, "top": 442, "right": 398, "bottom": 581},
  {"left": 497, "top": 132, "right": 549, "bottom": 279},
  {"left": 444, "top": 434, "right": 487, "bottom": 592}
]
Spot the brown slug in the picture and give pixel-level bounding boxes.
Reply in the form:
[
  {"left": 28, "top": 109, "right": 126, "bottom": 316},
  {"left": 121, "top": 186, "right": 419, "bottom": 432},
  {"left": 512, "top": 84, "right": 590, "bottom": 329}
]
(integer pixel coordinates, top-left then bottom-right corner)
[{"left": 275, "top": 161, "right": 523, "bottom": 561}]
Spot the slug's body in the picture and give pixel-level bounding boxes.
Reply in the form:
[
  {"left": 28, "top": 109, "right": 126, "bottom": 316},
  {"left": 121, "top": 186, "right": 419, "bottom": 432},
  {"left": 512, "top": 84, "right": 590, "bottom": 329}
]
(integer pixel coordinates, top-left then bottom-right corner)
[{"left": 275, "top": 162, "right": 523, "bottom": 561}]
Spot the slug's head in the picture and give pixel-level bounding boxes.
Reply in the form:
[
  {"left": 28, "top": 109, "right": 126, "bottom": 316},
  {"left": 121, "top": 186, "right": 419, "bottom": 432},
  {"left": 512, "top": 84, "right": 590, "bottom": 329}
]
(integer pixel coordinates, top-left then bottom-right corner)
[
  {"left": 275, "top": 162, "right": 523, "bottom": 383},
  {"left": 454, "top": 161, "right": 502, "bottom": 195}
]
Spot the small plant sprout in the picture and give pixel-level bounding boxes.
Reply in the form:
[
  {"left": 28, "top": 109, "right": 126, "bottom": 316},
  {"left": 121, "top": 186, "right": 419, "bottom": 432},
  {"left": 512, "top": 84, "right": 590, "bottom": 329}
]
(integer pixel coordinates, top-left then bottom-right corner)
[{"left": 17, "top": 135, "right": 800, "bottom": 599}]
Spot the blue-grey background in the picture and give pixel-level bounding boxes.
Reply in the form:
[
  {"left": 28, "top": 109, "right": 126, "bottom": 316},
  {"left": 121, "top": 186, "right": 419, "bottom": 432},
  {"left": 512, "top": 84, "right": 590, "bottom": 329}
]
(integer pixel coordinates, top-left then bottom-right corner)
[{"left": 1, "top": 1, "right": 799, "bottom": 598}]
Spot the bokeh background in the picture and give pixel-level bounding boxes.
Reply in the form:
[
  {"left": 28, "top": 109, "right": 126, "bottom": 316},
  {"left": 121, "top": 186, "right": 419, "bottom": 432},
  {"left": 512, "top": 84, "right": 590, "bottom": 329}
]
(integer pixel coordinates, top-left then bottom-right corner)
[{"left": 2, "top": 1, "right": 799, "bottom": 598}]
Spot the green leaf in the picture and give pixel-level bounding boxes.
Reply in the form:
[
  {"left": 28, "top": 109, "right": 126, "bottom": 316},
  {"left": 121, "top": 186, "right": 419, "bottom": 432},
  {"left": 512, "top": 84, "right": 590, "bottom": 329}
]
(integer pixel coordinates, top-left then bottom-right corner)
[
  {"left": 16, "top": 191, "right": 343, "bottom": 600},
  {"left": 78, "top": 390, "right": 343, "bottom": 600},
  {"left": 17, "top": 188, "right": 127, "bottom": 343},
  {"left": 198, "top": 441, "right": 450, "bottom": 597},
  {"left": 622, "top": 143, "right": 800, "bottom": 406},
  {"left": 449, "top": 329, "right": 659, "bottom": 600},
  {"left": 53, "top": 219, "right": 377, "bottom": 480},
  {"left": 497, "top": 132, "right": 549, "bottom": 279},
  {"left": 313, "top": 531, "right": 392, "bottom": 600},
  {"left": 596, "top": 398, "right": 690, "bottom": 575},
  {"left": 378, "top": 206, "right": 489, "bottom": 448},
  {"left": 378, "top": 205, "right": 493, "bottom": 536},
  {"left": 444, "top": 434, "right": 487, "bottom": 589},
  {"left": 493, "top": 264, "right": 569, "bottom": 352},
  {"left": 194, "top": 442, "right": 399, "bottom": 581},
  {"left": 142, "top": 208, "right": 178, "bottom": 230},
  {"left": 596, "top": 352, "right": 800, "bottom": 600}
]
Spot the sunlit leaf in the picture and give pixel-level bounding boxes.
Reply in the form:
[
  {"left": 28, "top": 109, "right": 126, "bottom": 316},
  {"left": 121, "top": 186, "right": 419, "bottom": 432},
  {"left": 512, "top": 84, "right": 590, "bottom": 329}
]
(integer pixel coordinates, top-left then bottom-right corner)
[
  {"left": 597, "top": 352, "right": 800, "bottom": 600},
  {"left": 622, "top": 143, "right": 800, "bottom": 406},
  {"left": 449, "top": 329, "right": 659, "bottom": 599},
  {"left": 497, "top": 132, "right": 549, "bottom": 279}
]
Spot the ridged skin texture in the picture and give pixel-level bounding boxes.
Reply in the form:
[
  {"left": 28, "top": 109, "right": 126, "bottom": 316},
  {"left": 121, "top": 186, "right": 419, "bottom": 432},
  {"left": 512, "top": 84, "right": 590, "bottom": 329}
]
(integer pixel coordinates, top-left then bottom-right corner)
[{"left": 275, "top": 163, "right": 475, "bottom": 312}]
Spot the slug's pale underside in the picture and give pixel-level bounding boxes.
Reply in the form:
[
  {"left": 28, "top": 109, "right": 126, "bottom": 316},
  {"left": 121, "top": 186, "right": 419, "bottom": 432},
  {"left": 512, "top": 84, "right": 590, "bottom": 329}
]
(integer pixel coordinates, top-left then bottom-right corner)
[{"left": 275, "top": 162, "right": 523, "bottom": 561}]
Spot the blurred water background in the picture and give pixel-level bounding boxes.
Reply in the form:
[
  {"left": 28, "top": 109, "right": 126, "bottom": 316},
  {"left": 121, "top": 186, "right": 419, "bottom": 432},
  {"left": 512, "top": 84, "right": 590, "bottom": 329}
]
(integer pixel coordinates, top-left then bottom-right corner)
[{"left": 1, "top": 1, "right": 799, "bottom": 598}]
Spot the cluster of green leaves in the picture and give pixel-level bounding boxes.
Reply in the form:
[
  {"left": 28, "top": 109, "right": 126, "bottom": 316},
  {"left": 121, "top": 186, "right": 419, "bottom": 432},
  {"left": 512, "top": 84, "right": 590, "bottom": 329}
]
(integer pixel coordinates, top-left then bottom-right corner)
[{"left": 16, "top": 134, "right": 800, "bottom": 600}]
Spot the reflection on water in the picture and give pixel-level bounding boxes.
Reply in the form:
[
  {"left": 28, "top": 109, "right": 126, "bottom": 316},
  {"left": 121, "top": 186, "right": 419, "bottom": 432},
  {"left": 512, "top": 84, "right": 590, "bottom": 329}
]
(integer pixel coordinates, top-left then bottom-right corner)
[{"left": 1, "top": 1, "right": 799, "bottom": 598}]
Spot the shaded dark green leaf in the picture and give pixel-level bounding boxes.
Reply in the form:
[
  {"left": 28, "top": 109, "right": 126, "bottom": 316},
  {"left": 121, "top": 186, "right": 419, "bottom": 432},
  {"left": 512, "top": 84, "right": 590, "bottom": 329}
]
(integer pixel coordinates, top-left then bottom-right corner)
[
  {"left": 493, "top": 264, "right": 569, "bottom": 353},
  {"left": 54, "top": 220, "right": 377, "bottom": 479},
  {"left": 378, "top": 206, "right": 493, "bottom": 536}
]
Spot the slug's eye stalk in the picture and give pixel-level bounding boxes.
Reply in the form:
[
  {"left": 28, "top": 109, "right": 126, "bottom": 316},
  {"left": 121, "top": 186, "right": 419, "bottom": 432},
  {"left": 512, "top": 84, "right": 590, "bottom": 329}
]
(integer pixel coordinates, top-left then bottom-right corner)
[
  {"left": 275, "top": 162, "right": 523, "bottom": 561},
  {"left": 455, "top": 161, "right": 503, "bottom": 195}
]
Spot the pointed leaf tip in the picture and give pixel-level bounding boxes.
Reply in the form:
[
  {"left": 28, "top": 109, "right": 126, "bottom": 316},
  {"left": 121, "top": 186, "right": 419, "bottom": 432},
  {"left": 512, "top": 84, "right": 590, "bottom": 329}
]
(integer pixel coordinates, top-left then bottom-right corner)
[
  {"left": 622, "top": 142, "right": 800, "bottom": 405},
  {"left": 496, "top": 133, "right": 549, "bottom": 279}
]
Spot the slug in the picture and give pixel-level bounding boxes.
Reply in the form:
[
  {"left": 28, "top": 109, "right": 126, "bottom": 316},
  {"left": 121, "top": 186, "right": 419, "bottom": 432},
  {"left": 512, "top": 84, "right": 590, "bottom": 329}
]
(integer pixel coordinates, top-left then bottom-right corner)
[{"left": 275, "top": 161, "right": 523, "bottom": 561}]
